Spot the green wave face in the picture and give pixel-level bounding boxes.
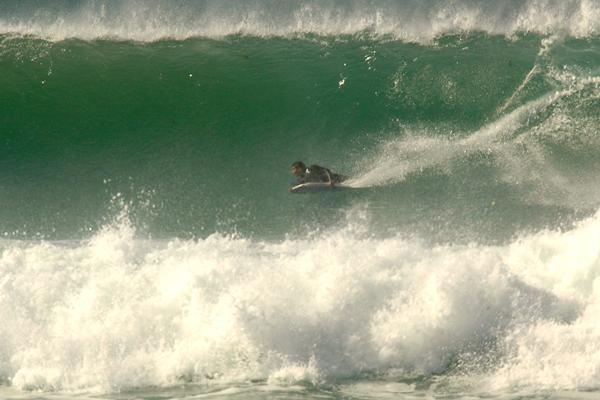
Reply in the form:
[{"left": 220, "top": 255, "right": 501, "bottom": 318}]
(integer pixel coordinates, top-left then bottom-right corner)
[
  {"left": 1, "top": 33, "right": 599, "bottom": 240},
  {"left": 3, "top": 2, "right": 600, "bottom": 396}
]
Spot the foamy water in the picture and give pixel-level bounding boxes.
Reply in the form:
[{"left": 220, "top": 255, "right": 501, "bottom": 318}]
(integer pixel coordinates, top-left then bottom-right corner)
[
  {"left": 0, "top": 0, "right": 599, "bottom": 42},
  {"left": 2, "top": 208, "right": 600, "bottom": 393}
]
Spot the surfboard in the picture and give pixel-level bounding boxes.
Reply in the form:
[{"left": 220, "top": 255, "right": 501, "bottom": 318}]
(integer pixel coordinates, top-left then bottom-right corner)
[{"left": 289, "top": 182, "right": 351, "bottom": 193}]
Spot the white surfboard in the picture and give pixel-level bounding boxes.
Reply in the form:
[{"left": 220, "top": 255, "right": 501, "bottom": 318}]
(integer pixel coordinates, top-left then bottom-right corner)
[{"left": 289, "top": 182, "right": 351, "bottom": 193}]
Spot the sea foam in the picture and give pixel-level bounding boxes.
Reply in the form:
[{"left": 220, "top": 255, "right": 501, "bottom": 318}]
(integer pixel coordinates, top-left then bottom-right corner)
[
  {"left": 348, "top": 69, "right": 600, "bottom": 210},
  {"left": 2, "top": 208, "right": 600, "bottom": 392},
  {"left": 0, "top": 0, "right": 598, "bottom": 42}
]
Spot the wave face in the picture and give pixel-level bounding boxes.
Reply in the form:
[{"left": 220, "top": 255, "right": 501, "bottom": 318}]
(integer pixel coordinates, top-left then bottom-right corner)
[
  {"left": 1, "top": 1, "right": 600, "bottom": 398},
  {"left": 1, "top": 32, "right": 600, "bottom": 241}
]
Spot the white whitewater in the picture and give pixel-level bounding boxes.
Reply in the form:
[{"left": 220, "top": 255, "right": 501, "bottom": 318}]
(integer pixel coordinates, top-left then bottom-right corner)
[
  {"left": 2, "top": 209, "right": 600, "bottom": 392},
  {"left": 0, "top": 0, "right": 598, "bottom": 42}
]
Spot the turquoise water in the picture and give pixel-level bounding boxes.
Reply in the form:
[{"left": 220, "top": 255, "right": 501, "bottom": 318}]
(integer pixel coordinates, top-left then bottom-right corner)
[
  {"left": 2, "top": 33, "right": 597, "bottom": 241},
  {"left": 1, "top": 1, "right": 600, "bottom": 399}
]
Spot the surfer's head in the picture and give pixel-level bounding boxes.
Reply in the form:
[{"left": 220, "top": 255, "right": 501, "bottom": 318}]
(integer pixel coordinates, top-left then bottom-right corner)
[{"left": 290, "top": 161, "right": 306, "bottom": 177}]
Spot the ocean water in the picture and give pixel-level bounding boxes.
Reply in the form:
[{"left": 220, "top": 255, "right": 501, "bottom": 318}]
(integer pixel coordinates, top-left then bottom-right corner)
[{"left": 1, "top": 1, "right": 600, "bottom": 399}]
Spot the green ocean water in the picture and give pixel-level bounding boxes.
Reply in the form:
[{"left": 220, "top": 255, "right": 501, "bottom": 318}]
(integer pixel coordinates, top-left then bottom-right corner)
[
  {"left": 2, "top": 33, "right": 599, "bottom": 241},
  {"left": 3, "top": 1, "right": 600, "bottom": 399}
]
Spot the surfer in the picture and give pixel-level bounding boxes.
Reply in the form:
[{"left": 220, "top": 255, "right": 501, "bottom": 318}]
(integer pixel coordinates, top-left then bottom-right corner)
[{"left": 290, "top": 161, "right": 345, "bottom": 187}]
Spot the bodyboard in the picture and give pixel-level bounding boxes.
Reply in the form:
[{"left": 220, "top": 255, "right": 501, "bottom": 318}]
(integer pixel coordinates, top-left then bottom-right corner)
[{"left": 289, "top": 182, "right": 351, "bottom": 193}]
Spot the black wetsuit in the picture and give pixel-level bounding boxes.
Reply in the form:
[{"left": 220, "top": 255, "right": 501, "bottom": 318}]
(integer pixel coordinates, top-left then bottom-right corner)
[{"left": 297, "top": 165, "right": 345, "bottom": 184}]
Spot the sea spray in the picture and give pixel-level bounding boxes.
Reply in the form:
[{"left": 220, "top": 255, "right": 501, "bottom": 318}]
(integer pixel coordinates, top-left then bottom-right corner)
[
  {"left": 2, "top": 210, "right": 596, "bottom": 391},
  {"left": 1, "top": 0, "right": 599, "bottom": 42}
]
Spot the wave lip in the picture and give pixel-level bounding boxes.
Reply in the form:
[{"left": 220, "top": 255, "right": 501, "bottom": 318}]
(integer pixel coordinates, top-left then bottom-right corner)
[{"left": 0, "top": 0, "right": 599, "bottom": 42}]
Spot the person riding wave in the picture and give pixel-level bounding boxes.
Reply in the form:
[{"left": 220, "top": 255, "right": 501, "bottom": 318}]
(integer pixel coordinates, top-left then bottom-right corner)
[{"left": 289, "top": 161, "right": 345, "bottom": 189}]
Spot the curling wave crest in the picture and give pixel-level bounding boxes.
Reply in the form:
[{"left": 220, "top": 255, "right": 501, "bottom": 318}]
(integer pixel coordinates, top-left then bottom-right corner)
[{"left": 0, "top": 0, "right": 599, "bottom": 42}]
